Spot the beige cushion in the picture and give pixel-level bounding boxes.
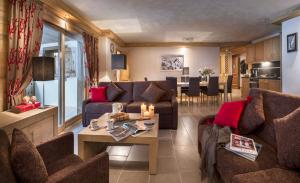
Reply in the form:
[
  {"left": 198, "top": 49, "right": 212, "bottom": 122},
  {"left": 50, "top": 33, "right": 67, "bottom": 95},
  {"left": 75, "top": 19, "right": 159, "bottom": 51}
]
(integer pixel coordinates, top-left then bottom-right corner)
[
  {"left": 274, "top": 107, "right": 300, "bottom": 169},
  {"left": 11, "top": 129, "right": 48, "bottom": 183}
]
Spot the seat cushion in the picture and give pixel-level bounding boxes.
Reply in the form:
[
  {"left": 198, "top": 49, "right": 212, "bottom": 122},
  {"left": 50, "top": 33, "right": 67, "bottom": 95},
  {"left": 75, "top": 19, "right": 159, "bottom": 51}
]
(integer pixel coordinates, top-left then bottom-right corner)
[
  {"left": 232, "top": 168, "right": 300, "bottom": 183},
  {"left": 126, "top": 101, "right": 172, "bottom": 114},
  {"left": 11, "top": 129, "right": 48, "bottom": 183},
  {"left": 0, "top": 130, "right": 17, "bottom": 183},
  {"left": 216, "top": 135, "right": 279, "bottom": 183},
  {"left": 46, "top": 154, "right": 83, "bottom": 176},
  {"left": 85, "top": 102, "right": 127, "bottom": 114},
  {"left": 274, "top": 107, "right": 300, "bottom": 169}
]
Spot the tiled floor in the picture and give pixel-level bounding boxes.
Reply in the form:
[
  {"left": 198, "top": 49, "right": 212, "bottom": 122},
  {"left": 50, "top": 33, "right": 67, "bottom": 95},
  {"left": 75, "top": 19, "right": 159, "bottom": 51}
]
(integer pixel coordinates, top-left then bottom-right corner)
[{"left": 66, "top": 89, "right": 242, "bottom": 183}]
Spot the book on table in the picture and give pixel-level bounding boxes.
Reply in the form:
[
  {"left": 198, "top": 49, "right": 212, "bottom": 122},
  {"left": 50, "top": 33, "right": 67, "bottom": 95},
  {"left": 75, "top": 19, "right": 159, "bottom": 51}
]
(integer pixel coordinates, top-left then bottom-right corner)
[{"left": 225, "top": 142, "right": 262, "bottom": 161}]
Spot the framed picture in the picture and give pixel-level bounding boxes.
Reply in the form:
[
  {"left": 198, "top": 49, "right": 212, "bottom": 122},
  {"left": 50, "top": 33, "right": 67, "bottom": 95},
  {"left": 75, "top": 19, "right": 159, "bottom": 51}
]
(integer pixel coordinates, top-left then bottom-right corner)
[
  {"left": 287, "top": 33, "right": 297, "bottom": 52},
  {"left": 161, "top": 55, "right": 184, "bottom": 71}
]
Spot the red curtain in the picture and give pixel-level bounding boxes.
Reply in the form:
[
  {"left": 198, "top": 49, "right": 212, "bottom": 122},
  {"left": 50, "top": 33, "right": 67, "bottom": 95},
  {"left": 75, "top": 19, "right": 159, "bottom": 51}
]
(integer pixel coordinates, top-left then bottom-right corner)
[
  {"left": 7, "top": 0, "right": 43, "bottom": 107},
  {"left": 83, "top": 32, "right": 99, "bottom": 87}
]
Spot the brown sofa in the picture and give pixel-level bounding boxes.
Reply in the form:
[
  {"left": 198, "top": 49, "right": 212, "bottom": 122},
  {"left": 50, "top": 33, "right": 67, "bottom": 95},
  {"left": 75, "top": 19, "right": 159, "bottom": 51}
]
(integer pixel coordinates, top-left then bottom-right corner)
[
  {"left": 82, "top": 81, "right": 178, "bottom": 129},
  {"left": 0, "top": 130, "right": 109, "bottom": 183},
  {"left": 198, "top": 89, "right": 300, "bottom": 183}
]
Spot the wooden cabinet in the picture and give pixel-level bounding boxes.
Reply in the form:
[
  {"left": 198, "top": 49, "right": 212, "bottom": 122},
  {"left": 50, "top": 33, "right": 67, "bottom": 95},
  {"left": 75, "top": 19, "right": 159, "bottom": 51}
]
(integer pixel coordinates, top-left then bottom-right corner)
[
  {"left": 241, "top": 77, "right": 250, "bottom": 98},
  {"left": 246, "top": 44, "right": 255, "bottom": 63},
  {"left": 264, "top": 38, "right": 273, "bottom": 61},
  {"left": 259, "top": 79, "right": 281, "bottom": 92},
  {"left": 255, "top": 42, "right": 264, "bottom": 62}
]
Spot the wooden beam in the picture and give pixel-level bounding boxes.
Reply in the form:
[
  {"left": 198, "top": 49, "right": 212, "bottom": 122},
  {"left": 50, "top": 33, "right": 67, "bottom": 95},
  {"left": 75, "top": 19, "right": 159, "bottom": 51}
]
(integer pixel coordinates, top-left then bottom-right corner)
[
  {"left": 272, "top": 8, "right": 300, "bottom": 25},
  {"left": 102, "top": 30, "right": 125, "bottom": 47},
  {"left": 125, "top": 41, "right": 248, "bottom": 48}
]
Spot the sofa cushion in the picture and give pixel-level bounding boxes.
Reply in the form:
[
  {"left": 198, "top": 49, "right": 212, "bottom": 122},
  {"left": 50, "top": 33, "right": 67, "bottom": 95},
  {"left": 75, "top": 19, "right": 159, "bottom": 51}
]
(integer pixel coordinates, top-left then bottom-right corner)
[
  {"left": 85, "top": 102, "right": 127, "bottom": 114},
  {"left": 232, "top": 168, "right": 300, "bottom": 183},
  {"left": 216, "top": 135, "right": 279, "bottom": 183},
  {"left": 0, "top": 130, "right": 17, "bottom": 183},
  {"left": 126, "top": 101, "right": 172, "bottom": 114},
  {"left": 133, "top": 81, "right": 172, "bottom": 102},
  {"left": 46, "top": 154, "right": 83, "bottom": 176},
  {"left": 213, "top": 100, "right": 247, "bottom": 129},
  {"left": 11, "top": 129, "right": 48, "bottom": 183},
  {"left": 274, "top": 107, "right": 300, "bottom": 169},
  {"left": 90, "top": 87, "right": 107, "bottom": 102},
  {"left": 239, "top": 89, "right": 265, "bottom": 134},
  {"left": 99, "top": 82, "right": 133, "bottom": 102},
  {"left": 106, "top": 83, "right": 124, "bottom": 102},
  {"left": 141, "top": 82, "right": 166, "bottom": 103}
]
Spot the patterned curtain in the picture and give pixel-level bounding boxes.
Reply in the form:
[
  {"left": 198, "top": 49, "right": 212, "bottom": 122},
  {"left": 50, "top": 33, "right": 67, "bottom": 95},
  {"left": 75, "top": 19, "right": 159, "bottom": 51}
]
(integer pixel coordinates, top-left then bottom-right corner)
[
  {"left": 7, "top": 0, "right": 43, "bottom": 107},
  {"left": 82, "top": 32, "right": 99, "bottom": 87}
]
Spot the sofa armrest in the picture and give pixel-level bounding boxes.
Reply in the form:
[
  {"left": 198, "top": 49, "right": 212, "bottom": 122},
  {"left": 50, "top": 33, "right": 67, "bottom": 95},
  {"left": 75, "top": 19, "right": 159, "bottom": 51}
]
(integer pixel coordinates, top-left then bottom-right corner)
[
  {"left": 37, "top": 132, "right": 74, "bottom": 168},
  {"left": 171, "top": 95, "right": 178, "bottom": 129},
  {"left": 231, "top": 168, "right": 300, "bottom": 183},
  {"left": 47, "top": 152, "right": 109, "bottom": 183},
  {"left": 82, "top": 99, "right": 92, "bottom": 127}
]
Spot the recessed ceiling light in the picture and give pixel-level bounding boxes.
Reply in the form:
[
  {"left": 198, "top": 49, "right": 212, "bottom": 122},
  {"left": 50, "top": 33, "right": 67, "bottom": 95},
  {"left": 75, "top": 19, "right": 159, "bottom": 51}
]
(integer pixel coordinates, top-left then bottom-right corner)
[{"left": 183, "top": 37, "right": 194, "bottom": 42}]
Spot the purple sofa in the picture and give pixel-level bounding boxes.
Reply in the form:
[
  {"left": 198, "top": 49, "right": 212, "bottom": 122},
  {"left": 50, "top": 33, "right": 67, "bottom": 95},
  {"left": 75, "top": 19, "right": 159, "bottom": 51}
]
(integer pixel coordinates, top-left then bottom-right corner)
[
  {"left": 198, "top": 89, "right": 300, "bottom": 183},
  {"left": 82, "top": 81, "right": 178, "bottom": 129}
]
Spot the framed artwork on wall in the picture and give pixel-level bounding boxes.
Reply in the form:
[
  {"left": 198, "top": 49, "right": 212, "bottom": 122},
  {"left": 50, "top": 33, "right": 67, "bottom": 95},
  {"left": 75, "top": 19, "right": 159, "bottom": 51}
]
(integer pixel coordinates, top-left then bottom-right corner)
[
  {"left": 287, "top": 33, "right": 297, "bottom": 52},
  {"left": 160, "top": 55, "right": 184, "bottom": 71}
]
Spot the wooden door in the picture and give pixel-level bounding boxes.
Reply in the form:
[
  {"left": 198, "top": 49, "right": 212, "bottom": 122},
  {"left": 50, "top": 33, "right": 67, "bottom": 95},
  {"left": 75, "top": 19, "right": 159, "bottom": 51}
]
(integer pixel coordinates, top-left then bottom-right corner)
[{"left": 232, "top": 55, "right": 240, "bottom": 89}]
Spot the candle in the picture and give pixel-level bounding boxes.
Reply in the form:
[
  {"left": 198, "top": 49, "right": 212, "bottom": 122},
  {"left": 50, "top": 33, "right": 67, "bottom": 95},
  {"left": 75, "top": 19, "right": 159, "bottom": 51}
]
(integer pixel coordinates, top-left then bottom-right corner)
[
  {"left": 144, "top": 111, "right": 150, "bottom": 117},
  {"left": 141, "top": 103, "right": 147, "bottom": 117},
  {"left": 149, "top": 104, "right": 155, "bottom": 117}
]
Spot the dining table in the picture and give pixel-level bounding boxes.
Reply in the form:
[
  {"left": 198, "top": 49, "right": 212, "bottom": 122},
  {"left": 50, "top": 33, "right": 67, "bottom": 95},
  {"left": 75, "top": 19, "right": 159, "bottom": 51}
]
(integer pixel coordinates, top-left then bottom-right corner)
[{"left": 177, "top": 81, "right": 228, "bottom": 102}]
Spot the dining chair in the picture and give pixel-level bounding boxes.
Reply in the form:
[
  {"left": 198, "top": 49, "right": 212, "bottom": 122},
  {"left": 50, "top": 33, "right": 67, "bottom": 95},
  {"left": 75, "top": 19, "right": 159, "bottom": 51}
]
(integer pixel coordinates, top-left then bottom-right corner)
[
  {"left": 144, "top": 77, "right": 148, "bottom": 81},
  {"left": 185, "top": 77, "right": 201, "bottom": 105},
  {"left": 201, "top": 76, "right": 219, "bottom": 104},
  {"left": 180, "top": 76, "right": 189, "bottom": 103},
  {"left": 219, "top": 75, "right": 233, "bottom": 101},
  {"left": 166, "top": 77, "right": 177, "bottom": 96}
]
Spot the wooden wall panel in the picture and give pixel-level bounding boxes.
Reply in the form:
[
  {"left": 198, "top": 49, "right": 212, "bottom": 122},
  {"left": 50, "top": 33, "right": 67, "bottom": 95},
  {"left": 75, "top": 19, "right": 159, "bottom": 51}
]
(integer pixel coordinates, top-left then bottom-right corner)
[{"left": 0, "top": 0, "right": 8, "bottom": 111}]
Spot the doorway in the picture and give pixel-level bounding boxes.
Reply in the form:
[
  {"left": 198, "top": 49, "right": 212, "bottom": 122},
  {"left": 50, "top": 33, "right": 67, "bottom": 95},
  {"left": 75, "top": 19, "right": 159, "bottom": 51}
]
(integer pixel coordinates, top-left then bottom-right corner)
[{"left": 232, "top": 55, "right": 240, "bottom": 89}]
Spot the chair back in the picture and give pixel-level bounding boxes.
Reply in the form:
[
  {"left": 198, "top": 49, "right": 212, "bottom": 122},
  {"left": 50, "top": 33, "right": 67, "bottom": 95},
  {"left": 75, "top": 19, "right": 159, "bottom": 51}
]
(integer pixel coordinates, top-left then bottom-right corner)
[
  {"left": 207, "top": 76, "right": 219, "bottom": 96},
  {"left": 188, "top": 77, "right": 200, "bottom": 96},
  {"left": 181, "top": 76, "right": 189, "bottom": 82},
  {"left": 166, "top": 77, "right": 177, "bottom": 94},
  {"left": 144, "top": 77, "right": 148, "bottom": 81},
  {"left": 227, "top": 75, "right": 233, "bottom": 93}
]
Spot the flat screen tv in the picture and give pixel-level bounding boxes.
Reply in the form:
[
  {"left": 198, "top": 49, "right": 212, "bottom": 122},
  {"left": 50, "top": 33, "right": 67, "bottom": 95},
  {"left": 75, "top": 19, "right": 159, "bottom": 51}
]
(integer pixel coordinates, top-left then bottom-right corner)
[{"left": 112, "top": 54, "right": 127, "bottom": 70}]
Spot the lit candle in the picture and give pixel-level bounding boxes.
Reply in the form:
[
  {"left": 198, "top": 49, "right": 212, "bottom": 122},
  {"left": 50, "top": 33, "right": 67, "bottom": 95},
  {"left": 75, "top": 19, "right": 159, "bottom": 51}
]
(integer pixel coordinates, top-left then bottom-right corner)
[
  {"left": 144, "top": 111, "right": 150, "bottom": 117},
  {"left": 141, "top": 103, "right": 147, "bottom": 117},
  {"left": 149, "top": 104, "right": 155, "bottom": 117}
]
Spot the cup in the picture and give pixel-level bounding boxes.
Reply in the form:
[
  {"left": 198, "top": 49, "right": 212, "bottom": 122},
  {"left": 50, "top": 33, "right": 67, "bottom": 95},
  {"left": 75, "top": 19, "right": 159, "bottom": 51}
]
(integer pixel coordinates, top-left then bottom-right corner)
[
  {"left": 107, "top": 119, "right": 114, "bottom": 131},
  {"left": 112, "top": 103, "right": 123, "bottom": 114},
  {"left": 90, "top": 119, "right": 98, "bottom": 129}
]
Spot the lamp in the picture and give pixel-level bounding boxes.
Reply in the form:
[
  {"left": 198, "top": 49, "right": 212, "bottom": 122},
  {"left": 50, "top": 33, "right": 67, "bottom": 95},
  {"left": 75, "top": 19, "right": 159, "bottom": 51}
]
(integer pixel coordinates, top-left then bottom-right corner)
[
  {"left": 32, "top": 56, "right": 55, "bottom": 108},
  {"left": 112, "top": 54, "right": 127, "bottom": 81}
]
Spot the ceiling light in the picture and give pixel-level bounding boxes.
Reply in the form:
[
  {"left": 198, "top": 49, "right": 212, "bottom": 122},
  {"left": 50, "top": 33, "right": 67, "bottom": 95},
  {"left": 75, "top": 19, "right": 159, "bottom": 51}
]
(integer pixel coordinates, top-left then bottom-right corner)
[{"left": 183, "top": 37, "right": 194, "bottom": 42}]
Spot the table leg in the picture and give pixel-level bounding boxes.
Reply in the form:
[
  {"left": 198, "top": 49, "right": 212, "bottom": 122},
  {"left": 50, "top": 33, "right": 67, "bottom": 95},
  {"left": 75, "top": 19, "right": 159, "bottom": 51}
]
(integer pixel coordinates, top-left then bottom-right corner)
[
  {"left": 224, "top": 83, "right": 228, "bottom": 102},
  {"left": 78, "top": 137, "right": 107, "bottom": 160},
  {"left": 149, "top": 140, "right": 158, "bottom": 174}
]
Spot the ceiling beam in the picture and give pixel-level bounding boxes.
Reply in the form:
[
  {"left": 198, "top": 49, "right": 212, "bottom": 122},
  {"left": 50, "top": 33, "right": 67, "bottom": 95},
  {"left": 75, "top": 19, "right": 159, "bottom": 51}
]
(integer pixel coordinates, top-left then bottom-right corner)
[{"left": 272, "top": 8, "right": 300, "bottom": 25}]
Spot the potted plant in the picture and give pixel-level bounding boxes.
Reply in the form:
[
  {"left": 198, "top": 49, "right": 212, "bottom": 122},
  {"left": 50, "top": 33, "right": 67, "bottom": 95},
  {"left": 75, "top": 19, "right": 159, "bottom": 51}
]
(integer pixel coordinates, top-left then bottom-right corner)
[{"left": 198, "top": 67, "right": 215, "bottom": 81}]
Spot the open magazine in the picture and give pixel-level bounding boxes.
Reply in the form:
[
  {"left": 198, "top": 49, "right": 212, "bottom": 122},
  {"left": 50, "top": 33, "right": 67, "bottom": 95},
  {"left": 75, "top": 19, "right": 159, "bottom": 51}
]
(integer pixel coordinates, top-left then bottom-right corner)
[
  {"left": 229, "top": 134, "right": 258, "bottom": 155},
  {"left": 225, "top": 142, "right": 262, "bottom": 161}
]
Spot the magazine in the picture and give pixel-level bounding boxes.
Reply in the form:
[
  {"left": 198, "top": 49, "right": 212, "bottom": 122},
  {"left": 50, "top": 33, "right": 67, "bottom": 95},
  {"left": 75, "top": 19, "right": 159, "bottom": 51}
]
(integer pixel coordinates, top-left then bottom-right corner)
[
  {"left": 229, "top": 134, "right": 258, "bottom": 155},
  {"left": 225, "top": 143, "right": 262, "bottom": 161}
]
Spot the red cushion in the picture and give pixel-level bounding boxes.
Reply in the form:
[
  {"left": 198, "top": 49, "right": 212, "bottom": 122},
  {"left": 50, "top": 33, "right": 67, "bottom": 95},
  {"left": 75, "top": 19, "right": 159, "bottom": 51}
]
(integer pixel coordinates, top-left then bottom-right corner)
[
  {"left": 213, "top": 100, "right": 247, "bottom": 129},
  {"left": 90, "top": 87, "right": 107, "bottom": 102}
]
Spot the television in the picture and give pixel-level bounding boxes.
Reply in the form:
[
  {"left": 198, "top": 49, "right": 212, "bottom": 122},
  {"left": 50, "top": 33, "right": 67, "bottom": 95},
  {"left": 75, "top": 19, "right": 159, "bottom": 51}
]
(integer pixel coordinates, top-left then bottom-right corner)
[{"left": 112, "top": 54, "right": 127, "bottom": 70}]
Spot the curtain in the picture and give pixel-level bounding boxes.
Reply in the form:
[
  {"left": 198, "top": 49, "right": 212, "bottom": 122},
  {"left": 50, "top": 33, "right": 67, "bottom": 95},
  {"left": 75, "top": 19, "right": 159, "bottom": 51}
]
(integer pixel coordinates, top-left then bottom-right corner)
[
  {"left": 7, "top": 0, "right": 43, "bottom": 107},
  {"left": 82, "top": 32, "right": 99, "bottom": 87}
]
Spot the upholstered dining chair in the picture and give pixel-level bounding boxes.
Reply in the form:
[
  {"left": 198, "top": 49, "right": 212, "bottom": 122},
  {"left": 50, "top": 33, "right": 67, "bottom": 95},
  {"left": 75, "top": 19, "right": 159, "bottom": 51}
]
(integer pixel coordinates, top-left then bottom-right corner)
[
  {"left": 201, "top": 76, "right": 219, "bottom": 104},
  {"left": 180, "top": 76, "right": 189, "bottom": 103},
  {"left": 166, "top": 76, "right": 177, "bottom": 96},
  {"left": 185, "top": 77, "right": 201, "bottom": 105},
  {"left": 219, "top": 75, "right": 233, "bottom": 101}
]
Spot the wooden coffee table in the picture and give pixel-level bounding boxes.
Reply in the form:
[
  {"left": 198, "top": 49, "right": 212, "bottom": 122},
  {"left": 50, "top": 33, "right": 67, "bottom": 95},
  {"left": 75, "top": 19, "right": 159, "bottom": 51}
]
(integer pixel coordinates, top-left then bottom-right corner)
[{"left": 78, "top": 113, "right": 159, "bottom": 174}]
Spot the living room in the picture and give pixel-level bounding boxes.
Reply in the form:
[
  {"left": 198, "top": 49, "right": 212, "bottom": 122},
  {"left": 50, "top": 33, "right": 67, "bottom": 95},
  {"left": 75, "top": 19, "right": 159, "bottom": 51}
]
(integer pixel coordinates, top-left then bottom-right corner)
[{"left": 1, "top": 0, "right": 300, "bottom": 183}]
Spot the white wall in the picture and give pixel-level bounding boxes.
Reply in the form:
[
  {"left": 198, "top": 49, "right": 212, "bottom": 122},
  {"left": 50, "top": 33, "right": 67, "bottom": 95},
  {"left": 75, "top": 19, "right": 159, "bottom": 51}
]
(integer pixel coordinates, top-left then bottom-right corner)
[
  {"left": 127, "top": 47, "right": 220, "bottom": 81},
  {"left": 282, "top": 16, "right": 300, "bottom": 95}
]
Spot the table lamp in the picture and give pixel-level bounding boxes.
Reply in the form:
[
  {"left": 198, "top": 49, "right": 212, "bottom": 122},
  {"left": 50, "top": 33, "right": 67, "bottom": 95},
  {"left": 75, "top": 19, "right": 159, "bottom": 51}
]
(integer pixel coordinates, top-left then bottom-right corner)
[{"left": 112, "top": 54, "right": 127, "bottom": 81}]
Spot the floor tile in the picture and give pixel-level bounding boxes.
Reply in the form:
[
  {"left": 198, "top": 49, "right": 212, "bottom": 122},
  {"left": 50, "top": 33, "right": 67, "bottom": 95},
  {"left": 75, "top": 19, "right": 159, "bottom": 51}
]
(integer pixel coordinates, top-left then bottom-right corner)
[
  {"left": 149, "top": 172, "right": 181, "bottom": 183},
  {"left": 158, "top": 130, "right": 172, "bottom": 139},
  {"left": 181, "top": 171, "right": 204, "bottom": 183},
  {"left": 117, "top": 171, "right": 149, "bottom": 183},
  {"left": 109, "top": 169, "right": 121, "bottom": 183},
  {"left": 109, "top": 155, "right": 127, "bottom": 169},
  {"left": 127, "top": 145, "right": 149, "bottom": 162},
  {"left": 157, "top": 157, "right": 179, "bottom": 174},
  {"left": 158, "top": 139, "right": 175, "bottom": 157},
  {"left": 108, "top": 146, "right": 132, "bottom": 156}
]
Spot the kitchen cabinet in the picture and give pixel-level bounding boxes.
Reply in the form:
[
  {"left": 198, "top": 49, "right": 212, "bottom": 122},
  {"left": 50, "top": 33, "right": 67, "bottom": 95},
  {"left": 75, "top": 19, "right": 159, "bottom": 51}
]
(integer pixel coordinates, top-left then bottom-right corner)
[
  {"left": 241, "top": 77, "right": 250, "bottom": 98},
  {"left": 246, "top": 44, "right": 255, "bottom": 63},
  {"left": 255, "top": 42, "right": 264, "bottom": 62},
  {"left": 259, "top": 79, "right": 281, "bottom": 92}
]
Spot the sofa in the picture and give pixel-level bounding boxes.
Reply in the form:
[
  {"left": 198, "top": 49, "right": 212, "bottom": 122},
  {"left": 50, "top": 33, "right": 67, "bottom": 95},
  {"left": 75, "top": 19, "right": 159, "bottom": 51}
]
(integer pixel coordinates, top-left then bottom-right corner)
[
  {"left": 0, "top": 130, "right": 109, "bottom": 183},
  {"left": 198, "top": 88, "right": 300, "bottom": 183},
  {"left": 82, "top": 81, "right": 178, "bottom": 129}
]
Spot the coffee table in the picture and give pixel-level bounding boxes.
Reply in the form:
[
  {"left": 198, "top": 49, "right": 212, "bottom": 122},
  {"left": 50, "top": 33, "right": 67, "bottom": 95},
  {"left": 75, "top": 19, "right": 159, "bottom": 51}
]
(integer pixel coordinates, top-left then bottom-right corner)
[{"left": 78, "top": 113, "right": 159, "bottom": 174}]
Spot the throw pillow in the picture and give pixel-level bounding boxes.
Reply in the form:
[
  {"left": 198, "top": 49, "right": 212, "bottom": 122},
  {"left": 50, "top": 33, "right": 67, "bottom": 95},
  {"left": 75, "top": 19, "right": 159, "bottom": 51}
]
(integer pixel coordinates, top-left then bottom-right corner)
[
  {"left": 11, "top": 129, "right": 48, "bottom": 183},
  {"left": 239, "top": 89, "right": 265, "bottom": 134},
  {"left": 274, "top": 107, "right": 300, "bottom": 169},
  {"left": 107, "top": 83, "right": 124, "bottom": 101},
  {"left": 90, "top": 87, "right": 107, "bottom": 102},
  {"left": 213, "top": 100, "right": 247, "bottom": 129},
  {"left": 141, "top": 82, "right": 166, "bottom": 103}
]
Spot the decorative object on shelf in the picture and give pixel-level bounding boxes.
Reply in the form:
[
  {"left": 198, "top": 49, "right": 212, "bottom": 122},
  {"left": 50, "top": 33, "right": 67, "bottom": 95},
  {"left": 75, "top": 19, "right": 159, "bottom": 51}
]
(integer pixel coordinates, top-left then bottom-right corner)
[
  {"left": 161, "top": 55, "right": 184, "bottom": 71},
  {"left": 112, "top": 103, "right": 124, "bottom": 114},
  {"left": 32, "top": 57, "right": 55, "bottom": 108},
  {"left": 199, "top": 67, "right": 215, "bottom": 81},
  {"left": 149, "top": 104, "right": 155, "bottom": 117},
  {"left": 140, "top": 103, "right": 147, "bottom": 117},
  {"left": 22, "top": 96, "right": 31, "bottom": 104},
  {"left": 112, "top": 54, "right": 127, "bottom": 81},
  {"left": 287, "top": 33, "right": 297, "bottom": 52},
  {"left": 110, "top": 43, "right": 115, "bottom": 54}
]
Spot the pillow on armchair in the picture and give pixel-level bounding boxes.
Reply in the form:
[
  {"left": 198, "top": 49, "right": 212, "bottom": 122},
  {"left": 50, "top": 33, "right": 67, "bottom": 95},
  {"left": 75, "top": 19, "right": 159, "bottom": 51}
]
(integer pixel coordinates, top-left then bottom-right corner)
[
  {"left": 274, "top": 107, "right": 300, "bottom": 169},
  {"left": 10, "top": 129, "right": 48, "bottom": 183},
  {"left": 141, "top": 82, "right": 166, "bottom": 103}
]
